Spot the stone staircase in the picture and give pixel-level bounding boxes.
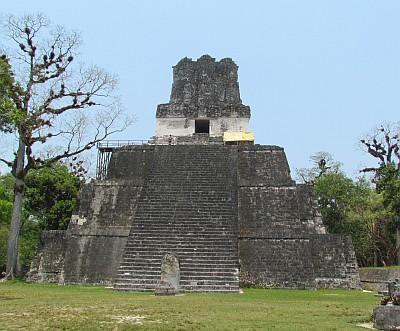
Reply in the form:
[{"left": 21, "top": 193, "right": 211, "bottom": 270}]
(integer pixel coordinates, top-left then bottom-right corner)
[{"left": 113, "top": 145, "right": 239, "bottom": 292}]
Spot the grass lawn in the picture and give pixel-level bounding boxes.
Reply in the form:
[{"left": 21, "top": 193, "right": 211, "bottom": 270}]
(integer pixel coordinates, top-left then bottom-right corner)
[
  {"left": 0, "top": 282, "right": 379, "bottom": 331},
  {"left": 360, "top": 266, "right": 400, "bottom": 270}
]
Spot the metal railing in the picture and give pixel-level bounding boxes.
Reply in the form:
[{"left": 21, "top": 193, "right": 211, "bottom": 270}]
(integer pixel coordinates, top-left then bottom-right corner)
[
  {"left": 95, "top": 137, "right": 255, "bottom": 179},
  {"left": 96, "top": 139, "right": 148, "bottom": 179},
  {"left": 97, "top": 140, "right": 148, "bottom": 149}
]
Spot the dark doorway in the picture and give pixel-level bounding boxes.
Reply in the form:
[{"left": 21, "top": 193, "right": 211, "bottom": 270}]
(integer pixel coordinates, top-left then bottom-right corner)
[{"left": 195, "top": 119, "right": 210, "bottom": 134}]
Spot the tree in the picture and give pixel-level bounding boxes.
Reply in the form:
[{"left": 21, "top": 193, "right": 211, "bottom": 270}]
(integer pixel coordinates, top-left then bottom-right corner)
[
  {"left": 361, "top": 124, "right": 400, "bottom": 264},
  {"left": 0, "top": 14, "right": 131, "bottom": 280},
  {"left": 0, "top": 165, "right": 80, "bottom": 275},
  {"left": 0, "top": 56, "right": 18, "bottom": 133},
  {"left": 295, "top": 151, "right": 342, "bottom": 184},
  {"left": 315, "top": 173, "right": 392, "bottom": 266},
  {"left": 0, "top": 175, "right": 13, "bottom": 273},
  {"left": 25, "top": 163, "right": 81, "bottom": 230},
  {"left": 360, "top": 123, "right": 399, "bottom": 174}
]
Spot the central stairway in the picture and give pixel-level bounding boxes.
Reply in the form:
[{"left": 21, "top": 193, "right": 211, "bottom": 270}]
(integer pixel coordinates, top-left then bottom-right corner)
[{"left": 113, "top": 145, "right": 239, "bottom": 292}]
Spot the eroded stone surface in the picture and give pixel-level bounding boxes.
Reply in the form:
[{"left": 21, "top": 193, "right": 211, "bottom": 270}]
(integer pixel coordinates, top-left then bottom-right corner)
[
  {"left": 155, "top": 254, "right": 180, "bottom": 295},
  {"left": 28, "top": 56, "right": 361, "bottom": 292},
  {"left": 360, "top": 269, "right": 400, "bottom": 292},
  {"left": 155, "top": 55, "right": 251, "bottom": 139},
  {"left": 373, "top": 306, "right": 400, "bottom": 330}
]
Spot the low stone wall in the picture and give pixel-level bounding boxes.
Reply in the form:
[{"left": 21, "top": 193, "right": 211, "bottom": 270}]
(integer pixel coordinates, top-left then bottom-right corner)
[
  {"left": 27, "top": 230, "right": 66, "bottom": 283},
  {"left": 239, "top": 238, "right": 316, "bottom": 289},
  {"left": 239, "top": 235, "right": 361, "bottom": 289},
  {"left": 360, "top": 268, "right": 400, "bottom": 292},
  {"left": 373, "top": 306, "right": 400, "bottom": 330}
]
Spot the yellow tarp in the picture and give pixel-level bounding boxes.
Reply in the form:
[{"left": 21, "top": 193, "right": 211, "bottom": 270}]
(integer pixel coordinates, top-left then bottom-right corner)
[{"left": 223, "top": 131, "right": 255, "bottom": 142}]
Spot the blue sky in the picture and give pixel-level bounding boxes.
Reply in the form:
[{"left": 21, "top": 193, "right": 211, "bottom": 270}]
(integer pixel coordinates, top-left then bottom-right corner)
[{"left": 1, "top": 0, "right": 399, "bottom": 178}]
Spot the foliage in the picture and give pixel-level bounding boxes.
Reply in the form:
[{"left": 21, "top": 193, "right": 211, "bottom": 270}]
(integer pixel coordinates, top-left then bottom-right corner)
[
  {"left": 314, "top": 173, "right": 393, "bottom": 266},
  {"left": 0, "top": 175, "right": 13, "bottom": 226},
  {"left": 313, "top": 166, "right": 398, "bottom": 267},
  {"left": 0, "top": 175, "right": 13, "bottom": 271},
  {"left": 0, "top": 283, "right": 379, "bottom": 330},
  {"left": 381, "top": 294, "right": 400, "bottom": 306},
  {"left": 360, "top": 124, "right": 400, "bottom": 265},
  {"left": 360, "top": 123, "right": 399, "bottom": 174},
  {"left": 296, "top": 151, "right": 342, "bottom": 184},
  {"left": 375, "top": 165, "right": 400, "bottom": 214},
  {"left": 0, "top": 13, "right": 131, "bottom": 279},
  {"left": 24, "top": 164, "right": 81, "bottom": 230},
  {"left": 0, "top": 14, "right": 131, "bottom": 171},
  {"left": 0, "top": 56, "right": 19, "bottom": 133},
  {"left": 18, "top": 219, "right": 40, "bottom": 274},
  {"left": 0, "top": 174, "right": 39, "bottom": 273},
  {"left": 0, "top": 164, "right": 80, "bottom": 274}
]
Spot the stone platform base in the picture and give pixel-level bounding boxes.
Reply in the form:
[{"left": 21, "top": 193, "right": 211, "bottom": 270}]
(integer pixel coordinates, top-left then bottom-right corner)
[
  {"left": 373, "top": 306, "right": 400, "bottom": 330},
  {"left": 360, "top": 268, "right": 400, "bottom": 292}
]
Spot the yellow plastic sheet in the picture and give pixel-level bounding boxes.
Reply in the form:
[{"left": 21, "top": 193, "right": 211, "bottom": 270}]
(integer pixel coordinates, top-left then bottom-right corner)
[{"left": 223, "top": 131, "right": 255, "bottom": 142}]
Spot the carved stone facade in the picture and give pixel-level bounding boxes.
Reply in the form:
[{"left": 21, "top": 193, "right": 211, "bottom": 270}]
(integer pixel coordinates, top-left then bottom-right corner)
[
  {"left": 155, "top": 55, "right": 251, "bottom": 141},
  {"left": 28, "top": 56, "right": 361, "bottom": 291}
]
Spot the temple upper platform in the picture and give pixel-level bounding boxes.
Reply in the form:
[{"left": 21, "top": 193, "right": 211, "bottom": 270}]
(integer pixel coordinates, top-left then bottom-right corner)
[{"left": 155, "top": 55, "right": 251, "bottom": 139}]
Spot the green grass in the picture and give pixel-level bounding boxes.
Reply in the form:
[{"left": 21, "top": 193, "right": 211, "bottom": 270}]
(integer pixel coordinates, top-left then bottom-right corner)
[
  {"left": 360, "top": 266, "right": 400, "bottom": 270},
  {"left": 0, "top": 282, "right": 379, "bottom": 331}
]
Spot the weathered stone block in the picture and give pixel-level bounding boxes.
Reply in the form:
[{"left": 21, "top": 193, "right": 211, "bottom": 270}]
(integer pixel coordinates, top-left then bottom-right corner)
[
  {"left": 27, "top": 230, "right": 66, "bottom": 283},
  {"left": 360, "top": 269, "right": 400, "bottom": 292},
  {"left": 373, "top": 306, "right": 400, "bottom": 330},
  {"left": 28, "top": 56, "right": 360, "bottom": 292}
]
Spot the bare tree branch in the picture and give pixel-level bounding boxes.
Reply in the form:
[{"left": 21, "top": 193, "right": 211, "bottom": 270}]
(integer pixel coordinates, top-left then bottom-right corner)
[
  {"left": 360, "top": 123, "right": 400, "bottom": 173},
  {"left": 0, "top": 157, "right": 13, "bottom": 167},
  {"left": 0, "top": 14, "right": 133, "bottom": 280}
]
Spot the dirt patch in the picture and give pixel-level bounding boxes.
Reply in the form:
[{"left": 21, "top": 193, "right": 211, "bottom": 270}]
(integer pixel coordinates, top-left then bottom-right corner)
[
  {"left": 357, "top": 322, "right": 376, "bottom": 329},
  {"left": 111, "top": 315, "right": 147, "bottom": 325},
  {"left": 0, "top": 296, "right": 23, "bottom": 301}
]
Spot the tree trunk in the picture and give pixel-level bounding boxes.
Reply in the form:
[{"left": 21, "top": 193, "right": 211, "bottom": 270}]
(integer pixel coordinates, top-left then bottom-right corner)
[
  {"left": 4, "top": 139, "right": 25, "bottom": 280},
  {"left": 397, "top": 227, "right": 400, "bottom": 266}
]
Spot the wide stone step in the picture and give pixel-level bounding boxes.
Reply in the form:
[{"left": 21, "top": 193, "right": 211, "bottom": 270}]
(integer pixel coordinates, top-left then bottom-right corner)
[
  {"left": 129, "top": 225, "right": 237, "bottom": 231},
  {"left": 124, "top": 239, "right": 237, "bottom": 246},
  {"left": 127, "top": 229, "right": 237, "bottom": 234},
  {"left": 132, "top": 219, "right": 237, "bottom": 224},
  {"left": 122, "top": 243, "right": 238, "bottom": 250},
  {"left": 122, "top": 247, "right": 235, "bottom": 253},
  {"left": 130, "top": 224, "right": 236, "bottom": 228},
  {"left": 130, "top": 223, "right": 237, "bottom": 228},
  {"left": 134, "top": 206, "right": 235, "bottom": 211},
  {"left": 121, "top": 256, "right": 238, "bottom": 262},
  {"left": 114, "top": 279, "right": 239, "bottom": 290},
  {"left": 114, "top": 286, "right": 239, "bottom": 293},
  {"left": 122, "top": 249, "right": 238, "bottom": 255},
  {"left": 118, "top": 263, "right": 238, "bottom": 270},
  {"left": 117, "top": 268, "right": 237, "bottom": 277},
  {"left": 123, "top": 250, "right": 236, "bottom": 256},
  {"left": 117, "top": 276, "right": 239, "bottom": 285},
  {"left": 114, "top": 277, "right": 239, "bottom": 285},
  {"left": 126, "top": 235, "right": 237, "bottom": 241},
  {"left": 128, "top": 231, "right": 237, "bottom": 236},
  {"left": 123, "top": 247, "right": 236, "bottom": 253},
  {"left": 133, "top": 214, "right": 236, "bottom": 220},
  {"left": 119, "top": 259, "right": 238, "bottom": 266},
  {"left": 114, "top": 145, "right": 239, "bottom": 293},
  {"left": 135, "top": 205, "right": 235, "bottom": 209},
  {"left": 124, "top": 243, "right": 236, "bottom": 249}
]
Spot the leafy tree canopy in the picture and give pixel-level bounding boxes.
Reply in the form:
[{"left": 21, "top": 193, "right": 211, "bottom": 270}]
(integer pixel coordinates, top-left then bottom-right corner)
[{"left": 24, "top": 164, "right": 81, "bottom": 230}]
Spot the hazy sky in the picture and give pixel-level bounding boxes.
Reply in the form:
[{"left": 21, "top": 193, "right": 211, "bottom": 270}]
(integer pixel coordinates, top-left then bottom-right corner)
[{"left": 1, "top": 1, "right": 399, "bottom": 178}]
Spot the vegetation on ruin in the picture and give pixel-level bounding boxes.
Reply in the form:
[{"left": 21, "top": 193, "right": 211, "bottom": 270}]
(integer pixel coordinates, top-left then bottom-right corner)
[
  {"left": 297, "top": 124, "right": 400, "bottom": 267},
  {"left": 0, "top": 282, "right": 379, "bottom": 331},
  {"left": 0, "top": 164, "right": 81, "bottom": 274},
  {"left": 0, "top": 13, "right": 132, "bottom": 280}
]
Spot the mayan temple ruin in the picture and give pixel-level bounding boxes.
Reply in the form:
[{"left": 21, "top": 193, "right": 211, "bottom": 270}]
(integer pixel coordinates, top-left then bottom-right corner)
[{"left": 28, "top": 55, "right": 361, "bottom": 292}]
